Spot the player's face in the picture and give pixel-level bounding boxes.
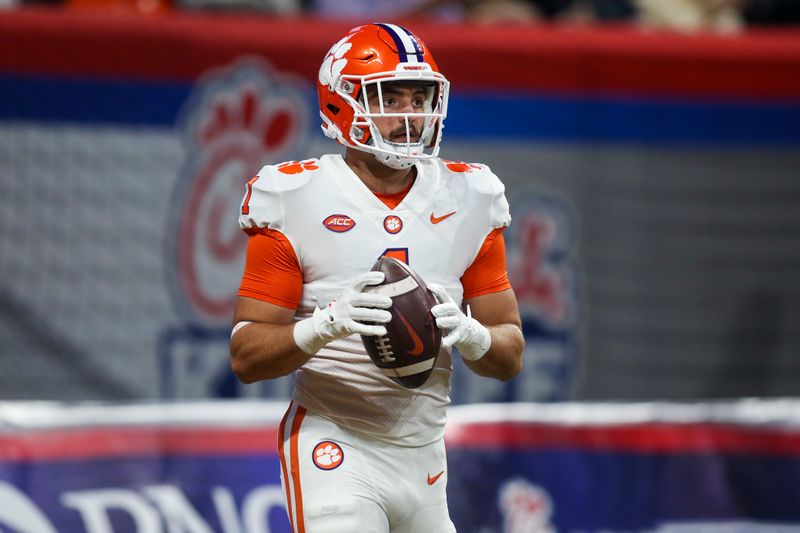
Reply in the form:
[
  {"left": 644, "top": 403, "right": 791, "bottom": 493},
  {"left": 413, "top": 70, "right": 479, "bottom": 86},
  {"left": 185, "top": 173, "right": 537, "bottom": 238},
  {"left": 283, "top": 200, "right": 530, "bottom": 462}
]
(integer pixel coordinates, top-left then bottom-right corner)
[{"left": 365, "top": 82, "right": 428, "bottom": 144}]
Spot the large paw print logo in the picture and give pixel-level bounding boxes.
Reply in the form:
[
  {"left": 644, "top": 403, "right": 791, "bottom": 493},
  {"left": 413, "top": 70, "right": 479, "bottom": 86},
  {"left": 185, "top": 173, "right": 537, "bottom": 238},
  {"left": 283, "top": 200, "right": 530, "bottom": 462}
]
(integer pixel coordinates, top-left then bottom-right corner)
[
  {"left": 312, "top": 441, "right": 344, "bottom": 470},
  {"left": 169, "top": 59, "right": 311, "bottom": 327},
  {"left": 197, "top": 84, "right": 300, "bottom": 159},
  {"left": 443, "top": 160, "right": 482, "bottom": 173},
  {"left": 319, "top": 36, "right": 353, "bottom": 88},
  {"left": 277, "top": 159, "right": 320, "bottom": 175}
]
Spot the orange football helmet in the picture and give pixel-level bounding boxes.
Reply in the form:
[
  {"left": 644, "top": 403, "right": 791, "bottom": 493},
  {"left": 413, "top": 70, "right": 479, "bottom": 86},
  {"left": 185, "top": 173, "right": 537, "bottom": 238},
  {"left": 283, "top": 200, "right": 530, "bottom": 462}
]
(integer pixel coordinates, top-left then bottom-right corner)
[{"left": 318, "top": 23, "right": 450, "bottom": 169}]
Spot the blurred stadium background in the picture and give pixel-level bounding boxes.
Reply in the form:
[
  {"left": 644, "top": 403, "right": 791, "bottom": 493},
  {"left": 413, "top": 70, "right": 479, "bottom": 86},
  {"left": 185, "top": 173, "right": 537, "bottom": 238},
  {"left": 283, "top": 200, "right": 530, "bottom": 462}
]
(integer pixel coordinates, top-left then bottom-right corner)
[{"left": 0, "top": 1, "right": 799, "bottom": 531}]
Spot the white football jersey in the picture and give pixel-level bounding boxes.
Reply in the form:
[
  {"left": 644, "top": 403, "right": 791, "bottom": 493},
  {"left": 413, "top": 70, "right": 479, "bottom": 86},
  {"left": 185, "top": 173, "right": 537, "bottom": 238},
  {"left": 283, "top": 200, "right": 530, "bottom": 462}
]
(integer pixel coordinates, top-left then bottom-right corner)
[{"left": 240, "top": 154, "right": 511, "bottom": 446}]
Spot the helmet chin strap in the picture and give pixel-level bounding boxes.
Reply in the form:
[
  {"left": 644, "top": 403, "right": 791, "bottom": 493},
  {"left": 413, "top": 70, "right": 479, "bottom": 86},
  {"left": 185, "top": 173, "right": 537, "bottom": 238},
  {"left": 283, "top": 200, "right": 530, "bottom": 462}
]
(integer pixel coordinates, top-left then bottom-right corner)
[
  {"left": 369, "top": 117, "right": 424, "bottom": 169},
  {"left": 373, "top": 150, "right": 417, "bottom": 170},
  {"left": 372, "top": 137, "right": 426, "bottom": 169}
]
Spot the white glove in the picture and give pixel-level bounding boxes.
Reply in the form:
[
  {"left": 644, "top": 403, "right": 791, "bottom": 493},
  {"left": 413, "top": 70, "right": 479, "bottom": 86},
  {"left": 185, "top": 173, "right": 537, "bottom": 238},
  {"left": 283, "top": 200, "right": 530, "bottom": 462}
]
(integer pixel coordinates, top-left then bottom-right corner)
[
  {"left": 429, "top": 284, "right": 491, "bottom": 361},
  {"left": 293, "top": 272, "right": 393, "bottom": 355}
]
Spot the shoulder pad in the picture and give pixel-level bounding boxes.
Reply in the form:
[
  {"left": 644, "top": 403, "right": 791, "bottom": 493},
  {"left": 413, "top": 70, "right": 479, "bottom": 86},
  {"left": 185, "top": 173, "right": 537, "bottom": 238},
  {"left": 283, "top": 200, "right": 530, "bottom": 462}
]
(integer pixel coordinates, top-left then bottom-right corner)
[
  {"left": 438, "top": 159, "right": 485, "bottom": 175},
  {"left": 252, "top": 159, "right": 321, "bottom": 193},
  {"left": 437, "top": 159, "right": 498, "bottom": 192},
  {"left": 238, "top": 159, "right": 320, "bottom": 231},
  {"left": 438, "top": 158, "right": 505, "bottom": 193},
  {"left": 436, "top": 158, "right": 510, "bottom": 229}
]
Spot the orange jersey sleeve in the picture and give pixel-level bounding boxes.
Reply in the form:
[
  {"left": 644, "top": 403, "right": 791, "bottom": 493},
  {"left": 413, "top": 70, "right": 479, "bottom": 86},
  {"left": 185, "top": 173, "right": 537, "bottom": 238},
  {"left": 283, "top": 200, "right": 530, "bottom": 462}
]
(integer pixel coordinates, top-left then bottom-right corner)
[
  {"left": 238, "top": 228, "right": 303, "bottom": 310},
  {"left": 461, "top": 228, "right": 511, "bottom": 300}
]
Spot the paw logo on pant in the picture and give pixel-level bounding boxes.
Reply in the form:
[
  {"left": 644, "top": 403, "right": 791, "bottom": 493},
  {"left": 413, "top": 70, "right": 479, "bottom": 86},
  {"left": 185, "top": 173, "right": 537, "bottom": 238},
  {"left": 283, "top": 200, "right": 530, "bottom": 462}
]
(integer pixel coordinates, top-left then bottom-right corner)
[{"left": 312, "top": 440, "right": 344, "bottom": 470}]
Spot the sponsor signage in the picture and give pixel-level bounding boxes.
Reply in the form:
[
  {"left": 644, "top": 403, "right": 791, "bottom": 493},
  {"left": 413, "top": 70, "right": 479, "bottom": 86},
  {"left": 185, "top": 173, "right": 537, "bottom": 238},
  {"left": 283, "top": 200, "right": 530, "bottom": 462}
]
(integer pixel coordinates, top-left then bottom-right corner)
[{"left": 3, "top": 401, "right": 799, "bottom": 532}]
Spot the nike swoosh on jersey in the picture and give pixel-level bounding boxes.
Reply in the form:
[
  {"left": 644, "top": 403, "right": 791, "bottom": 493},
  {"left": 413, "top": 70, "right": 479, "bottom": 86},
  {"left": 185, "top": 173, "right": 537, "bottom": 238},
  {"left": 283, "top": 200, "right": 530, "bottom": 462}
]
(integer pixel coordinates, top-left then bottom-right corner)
[
  {"left": 427, "top": 470, "right": 445, "bottom": 485},
  {"left": 396, "top": 310, "right": 424, "bottom": 356},
  {"left": 430, "top": 211, "right": 456, "bottom": 224}
]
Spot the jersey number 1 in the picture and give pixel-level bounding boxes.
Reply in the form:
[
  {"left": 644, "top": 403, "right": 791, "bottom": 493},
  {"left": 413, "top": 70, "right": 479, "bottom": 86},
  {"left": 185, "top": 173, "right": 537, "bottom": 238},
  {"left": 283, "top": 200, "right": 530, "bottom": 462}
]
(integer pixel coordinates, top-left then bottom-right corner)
[{"left": 382, "top": 248, "right": 409, "bottom": 264}]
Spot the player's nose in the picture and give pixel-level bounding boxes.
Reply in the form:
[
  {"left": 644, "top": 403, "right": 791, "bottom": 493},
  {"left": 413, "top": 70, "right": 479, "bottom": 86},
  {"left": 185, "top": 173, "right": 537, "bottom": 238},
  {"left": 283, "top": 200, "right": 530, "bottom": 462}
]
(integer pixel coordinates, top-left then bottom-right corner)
[{"left": 396, "top": 96, "right": 417, "bottom": 113}]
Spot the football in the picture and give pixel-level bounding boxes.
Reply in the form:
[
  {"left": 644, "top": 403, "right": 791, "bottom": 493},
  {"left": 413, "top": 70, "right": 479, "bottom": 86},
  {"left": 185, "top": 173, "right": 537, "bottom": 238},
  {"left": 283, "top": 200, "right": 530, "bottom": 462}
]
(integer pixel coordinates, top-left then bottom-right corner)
[{"left": 360, "top": 256, "right": 442, "bottom": 389}]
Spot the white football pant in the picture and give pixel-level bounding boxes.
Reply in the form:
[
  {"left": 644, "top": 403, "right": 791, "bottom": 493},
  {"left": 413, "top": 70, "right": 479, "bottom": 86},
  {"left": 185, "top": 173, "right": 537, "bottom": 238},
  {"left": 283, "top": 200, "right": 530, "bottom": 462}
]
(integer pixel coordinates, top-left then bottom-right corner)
[{"left": 278, "top": 401, "right": 457, "bottom": 533}]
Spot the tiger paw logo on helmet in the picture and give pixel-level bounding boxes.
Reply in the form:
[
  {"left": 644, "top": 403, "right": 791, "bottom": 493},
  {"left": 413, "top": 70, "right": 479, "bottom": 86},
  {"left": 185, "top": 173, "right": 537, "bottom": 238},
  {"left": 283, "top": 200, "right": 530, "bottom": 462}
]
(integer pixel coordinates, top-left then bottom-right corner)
[
  {"left": 316, "top": 23, "right": 451, "bottom": 170},
  {"left": 319, "top": 36, "right": 353, "bottom": 90}
]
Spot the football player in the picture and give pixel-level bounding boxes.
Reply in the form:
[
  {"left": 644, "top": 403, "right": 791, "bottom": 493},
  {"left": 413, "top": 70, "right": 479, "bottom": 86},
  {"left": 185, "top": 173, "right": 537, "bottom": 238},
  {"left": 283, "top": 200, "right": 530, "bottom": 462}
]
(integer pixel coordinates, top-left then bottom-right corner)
[{"left": 230, "top": 23, "right": 524, "bottom": 533}]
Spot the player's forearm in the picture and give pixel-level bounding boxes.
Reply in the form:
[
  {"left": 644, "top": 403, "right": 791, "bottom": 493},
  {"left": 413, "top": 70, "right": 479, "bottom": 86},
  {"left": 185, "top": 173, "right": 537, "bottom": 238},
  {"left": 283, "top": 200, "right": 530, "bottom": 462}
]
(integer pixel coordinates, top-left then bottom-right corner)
[
  {"left": 462, "top": 323, "right": 524, "bottom": 381},
  {"left": 230, "top": 322, "right": 311, "bottom": 383}
]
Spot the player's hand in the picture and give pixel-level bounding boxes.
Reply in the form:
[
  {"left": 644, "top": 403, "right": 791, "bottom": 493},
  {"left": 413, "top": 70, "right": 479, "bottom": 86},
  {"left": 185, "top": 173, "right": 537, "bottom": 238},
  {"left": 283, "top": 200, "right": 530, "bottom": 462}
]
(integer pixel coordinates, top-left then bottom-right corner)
[
  {"left": 293, "top": 272, "right": 393, "bottom": 354},
  {"left": 428, "top": 284, "right": 491, "bottom": 361},
  {"left": 316, "top": 272, "right": 393, "bottom": 338}
]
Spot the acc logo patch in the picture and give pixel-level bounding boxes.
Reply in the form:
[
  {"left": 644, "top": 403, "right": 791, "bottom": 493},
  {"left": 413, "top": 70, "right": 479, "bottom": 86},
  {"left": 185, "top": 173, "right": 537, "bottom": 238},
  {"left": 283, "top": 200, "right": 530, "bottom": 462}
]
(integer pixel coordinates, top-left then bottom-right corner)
[
  {"left": 312, "top": 441, "right": 344, "bottom": 470},
  {"left": 383, "top": 215, "right": 403, "bottom": 234},
  {"left": 323, "top": 214, "right": 356, "bottom": 233}
]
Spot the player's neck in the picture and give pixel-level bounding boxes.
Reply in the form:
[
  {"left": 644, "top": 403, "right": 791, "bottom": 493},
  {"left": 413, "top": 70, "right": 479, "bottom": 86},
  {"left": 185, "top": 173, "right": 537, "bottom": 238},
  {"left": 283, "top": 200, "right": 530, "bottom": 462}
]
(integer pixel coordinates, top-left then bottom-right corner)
[{"left": 344, "top": 149, "right": 416, "bottom": 194}]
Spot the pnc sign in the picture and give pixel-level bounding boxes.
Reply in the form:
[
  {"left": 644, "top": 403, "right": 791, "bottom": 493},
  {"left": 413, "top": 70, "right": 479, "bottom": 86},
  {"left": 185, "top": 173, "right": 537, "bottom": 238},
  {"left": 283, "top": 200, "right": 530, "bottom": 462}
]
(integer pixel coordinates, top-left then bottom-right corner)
[{"left": 0, "top": 482, "right": 288, "bottom": 533}]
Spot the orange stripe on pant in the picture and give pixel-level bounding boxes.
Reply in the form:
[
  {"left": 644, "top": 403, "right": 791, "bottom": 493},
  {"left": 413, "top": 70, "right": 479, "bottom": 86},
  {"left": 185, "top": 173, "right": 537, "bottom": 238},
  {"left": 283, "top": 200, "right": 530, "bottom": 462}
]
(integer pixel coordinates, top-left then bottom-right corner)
[
  {"left": 279, "top": 402, "right": 307, "bottom": 533},
  {"left": 278, "top": 404, "right": 295, "bottom": 532}
]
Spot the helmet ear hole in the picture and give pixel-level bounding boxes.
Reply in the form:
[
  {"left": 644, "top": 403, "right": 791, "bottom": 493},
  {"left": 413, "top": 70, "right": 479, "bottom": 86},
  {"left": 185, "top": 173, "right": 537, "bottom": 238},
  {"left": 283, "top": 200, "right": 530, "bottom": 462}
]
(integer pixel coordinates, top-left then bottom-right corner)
[
  {"left": 351, "top": 125, "right": 371, "bottom": 143},
  {"left": 326, "top": 103, "right": 340, "bottom": 116}
]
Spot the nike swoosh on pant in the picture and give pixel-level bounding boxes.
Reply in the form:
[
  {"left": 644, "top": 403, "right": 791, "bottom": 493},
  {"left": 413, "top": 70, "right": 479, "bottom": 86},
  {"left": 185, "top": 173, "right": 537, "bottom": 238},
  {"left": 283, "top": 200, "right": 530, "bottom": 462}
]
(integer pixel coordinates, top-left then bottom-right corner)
[{"left": 427, "top": 470, "right": 445, "bottom": 485}]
